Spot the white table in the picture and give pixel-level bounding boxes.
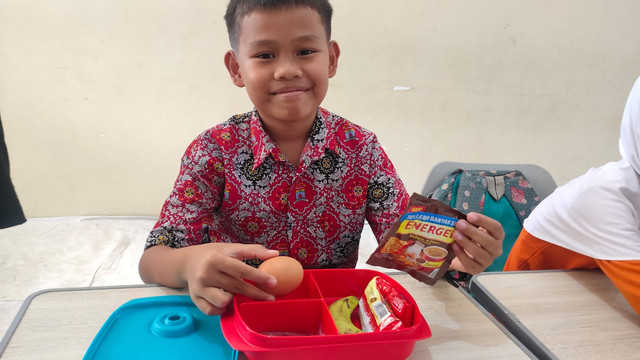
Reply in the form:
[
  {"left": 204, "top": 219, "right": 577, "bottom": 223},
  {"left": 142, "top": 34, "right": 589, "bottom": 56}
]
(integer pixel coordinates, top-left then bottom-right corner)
[
  {"left": 470, "top": 270, "right": 640, "bottom": 359},
  {"left": 1, "top": 273, "right": 531, "bottom": 359}
]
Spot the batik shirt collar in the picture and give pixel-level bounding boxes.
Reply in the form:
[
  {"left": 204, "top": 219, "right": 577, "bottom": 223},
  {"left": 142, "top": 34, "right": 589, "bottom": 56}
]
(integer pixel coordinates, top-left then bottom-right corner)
[{"left": 249, "top": 107, "right": 338, "bottom": 170}]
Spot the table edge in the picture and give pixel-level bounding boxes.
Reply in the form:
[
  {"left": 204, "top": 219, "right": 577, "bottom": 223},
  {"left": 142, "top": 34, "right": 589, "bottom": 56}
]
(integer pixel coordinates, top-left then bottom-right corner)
[{"left": 0, "top": 284, "right": 162, "bottom": 357}]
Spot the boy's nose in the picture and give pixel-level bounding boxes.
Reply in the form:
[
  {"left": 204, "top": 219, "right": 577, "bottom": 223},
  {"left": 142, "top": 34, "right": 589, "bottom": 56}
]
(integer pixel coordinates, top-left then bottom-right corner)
[{"left": 274, "top": 57, "right": 302, "bottom": 80}]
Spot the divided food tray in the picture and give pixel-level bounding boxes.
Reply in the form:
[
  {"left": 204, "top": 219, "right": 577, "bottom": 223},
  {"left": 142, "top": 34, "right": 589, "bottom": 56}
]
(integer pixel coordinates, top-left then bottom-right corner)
[{"left": 220, "top": 269, "right": 431, "bottom": 360}]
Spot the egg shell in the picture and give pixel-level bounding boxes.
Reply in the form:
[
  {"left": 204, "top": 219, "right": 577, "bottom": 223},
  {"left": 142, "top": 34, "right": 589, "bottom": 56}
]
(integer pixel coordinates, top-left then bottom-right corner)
[{"left": 258, "top": 256, "right": 304, "bottom": 296}]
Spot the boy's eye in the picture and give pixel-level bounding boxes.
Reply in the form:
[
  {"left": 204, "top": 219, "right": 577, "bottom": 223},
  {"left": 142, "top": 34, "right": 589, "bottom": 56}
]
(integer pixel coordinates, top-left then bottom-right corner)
[
  {"left": 298, "top": 49, "right": 315, "bottom": 56},
  {"left": 255, "top": 53, "right": 274, "bottom": 59}
]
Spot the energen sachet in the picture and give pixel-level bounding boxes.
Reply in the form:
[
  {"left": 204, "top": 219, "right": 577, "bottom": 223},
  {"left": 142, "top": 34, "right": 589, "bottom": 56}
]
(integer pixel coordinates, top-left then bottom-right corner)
[{"left": 366, "top": 193, "right": 466, "bottom": 285}]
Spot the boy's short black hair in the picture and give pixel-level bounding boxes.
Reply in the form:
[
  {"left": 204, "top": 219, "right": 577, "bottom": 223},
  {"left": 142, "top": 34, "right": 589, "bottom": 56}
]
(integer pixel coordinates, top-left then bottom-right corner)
[{"left": 224, "top": 0, "right": 333, "bottom": 51}]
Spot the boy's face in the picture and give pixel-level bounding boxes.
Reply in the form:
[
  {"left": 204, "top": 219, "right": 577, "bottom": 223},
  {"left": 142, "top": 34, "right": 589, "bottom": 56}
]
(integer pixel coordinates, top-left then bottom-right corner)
[{"left": 224, "top": 6, "right": 339, "bottom": 127}]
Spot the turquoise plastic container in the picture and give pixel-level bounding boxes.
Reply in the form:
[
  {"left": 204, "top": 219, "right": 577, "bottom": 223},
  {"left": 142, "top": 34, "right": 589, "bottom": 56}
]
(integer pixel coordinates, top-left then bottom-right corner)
[{"left": 83, "top": 295, "right": 238, "bottom": 360}]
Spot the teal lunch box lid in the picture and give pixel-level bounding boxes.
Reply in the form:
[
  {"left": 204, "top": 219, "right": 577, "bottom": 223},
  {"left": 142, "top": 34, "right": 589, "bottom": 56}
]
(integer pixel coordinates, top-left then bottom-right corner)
[{"left": 83, "top": 295, "right": 238, "bottom": 360}]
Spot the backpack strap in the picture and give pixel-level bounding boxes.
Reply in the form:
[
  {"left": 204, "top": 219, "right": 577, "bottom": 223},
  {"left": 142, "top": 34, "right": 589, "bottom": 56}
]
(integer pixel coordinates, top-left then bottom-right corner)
[{"left": 500, "top": 171, "right": 541, "bottom": 223}]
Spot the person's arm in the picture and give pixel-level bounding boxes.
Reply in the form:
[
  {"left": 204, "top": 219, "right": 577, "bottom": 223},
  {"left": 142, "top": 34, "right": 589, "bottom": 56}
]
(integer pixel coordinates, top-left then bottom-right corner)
[
  {"left": 363, "top": 135, "right": 504, "bottom": 274},
  {"left": 596, "top": 259, "right": 640, "bottom": 315},
  {"left": 363, "top": 134, "right": 410, "bottom": 240},
  {"left": 139, "top": 242, "right": 279, "bottom": 315},
  {"left": 139, "top": 131, "right": 279, "bottom": 315}
]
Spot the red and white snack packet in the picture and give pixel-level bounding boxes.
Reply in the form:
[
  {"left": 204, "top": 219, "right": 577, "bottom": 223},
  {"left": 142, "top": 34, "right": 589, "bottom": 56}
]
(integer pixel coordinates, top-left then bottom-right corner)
[{"left": 358, "top": 276, "right": 412, "bottom": 332}]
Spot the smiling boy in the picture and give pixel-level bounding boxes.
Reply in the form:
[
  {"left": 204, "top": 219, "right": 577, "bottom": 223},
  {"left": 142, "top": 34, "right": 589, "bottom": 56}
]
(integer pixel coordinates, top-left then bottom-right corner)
[
  {"left": 224, "top": 5, "right": 339, "bottom": 167},
  {"left": 139, "top": 0, "right": 505, "bottom": 316}
]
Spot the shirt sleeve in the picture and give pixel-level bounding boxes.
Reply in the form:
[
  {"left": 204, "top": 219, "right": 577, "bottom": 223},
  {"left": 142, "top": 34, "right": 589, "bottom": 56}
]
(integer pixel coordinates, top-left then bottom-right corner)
[
  {"left": 145, "top": 132, "right": 225, "bottom": 249},
  {"left": 363, "top": 134, "right": 409, "bottom": 242},
  {"left": 596, "top": 259, "right": 640, "bottom": 315}
]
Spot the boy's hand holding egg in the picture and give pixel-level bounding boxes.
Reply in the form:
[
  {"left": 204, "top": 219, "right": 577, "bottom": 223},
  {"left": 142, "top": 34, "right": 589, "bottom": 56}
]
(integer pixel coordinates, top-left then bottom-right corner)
[{"left": 258, "top": 256, "right": 304, "bottom": 296}]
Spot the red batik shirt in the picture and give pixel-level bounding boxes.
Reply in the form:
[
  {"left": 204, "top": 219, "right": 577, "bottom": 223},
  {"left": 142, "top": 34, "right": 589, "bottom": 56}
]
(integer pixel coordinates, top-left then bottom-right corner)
[{"left": 145, "top": 107, "right": 409, "bottom": 268}]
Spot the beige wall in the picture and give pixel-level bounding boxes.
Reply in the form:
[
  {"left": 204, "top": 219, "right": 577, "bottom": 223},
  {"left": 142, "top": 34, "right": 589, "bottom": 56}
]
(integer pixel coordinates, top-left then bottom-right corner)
[{"left": 1, "top": 0, "right": 639, "bottom": 217}]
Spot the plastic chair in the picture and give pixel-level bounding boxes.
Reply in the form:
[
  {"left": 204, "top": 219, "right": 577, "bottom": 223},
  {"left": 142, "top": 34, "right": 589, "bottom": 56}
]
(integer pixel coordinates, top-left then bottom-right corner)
[{"left": 422, "top": 161, "right": 557, "bottom": 201}]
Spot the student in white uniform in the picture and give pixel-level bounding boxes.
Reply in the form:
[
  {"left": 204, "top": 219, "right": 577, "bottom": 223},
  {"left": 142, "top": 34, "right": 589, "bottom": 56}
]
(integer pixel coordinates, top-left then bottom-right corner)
[{"left": 505, "top": 76, "right": 640, "bottom": 315}]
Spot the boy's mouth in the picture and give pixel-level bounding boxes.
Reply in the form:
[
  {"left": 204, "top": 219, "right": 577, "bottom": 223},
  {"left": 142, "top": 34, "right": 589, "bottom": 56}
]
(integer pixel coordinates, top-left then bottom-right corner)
[{"left": 272, "top": 86, "right": 309, "bottom": 96}]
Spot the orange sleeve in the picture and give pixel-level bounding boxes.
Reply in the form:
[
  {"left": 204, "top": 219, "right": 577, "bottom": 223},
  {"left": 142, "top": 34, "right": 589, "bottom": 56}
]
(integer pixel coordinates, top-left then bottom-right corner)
[
  {"left": 595, "top": 260, "right": 640, "bottom": 315},
  {"left": 504, "top": 228, "right": 598, "bottom": 271}
]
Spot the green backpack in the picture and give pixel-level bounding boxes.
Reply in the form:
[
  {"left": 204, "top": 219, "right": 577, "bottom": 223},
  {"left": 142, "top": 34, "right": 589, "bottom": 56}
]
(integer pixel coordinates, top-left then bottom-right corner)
[{"left": 430, "top": 169, "right": 542, "bottom": 272}]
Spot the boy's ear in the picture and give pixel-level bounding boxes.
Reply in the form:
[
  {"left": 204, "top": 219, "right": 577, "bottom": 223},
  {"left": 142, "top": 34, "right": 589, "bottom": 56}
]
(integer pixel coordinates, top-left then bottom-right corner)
[
  {"left": 328, "top": 41, "right": 340, "bottom": 78},
  {"left": 224, "top": 50, "right": 245, "bottom": 87}
]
